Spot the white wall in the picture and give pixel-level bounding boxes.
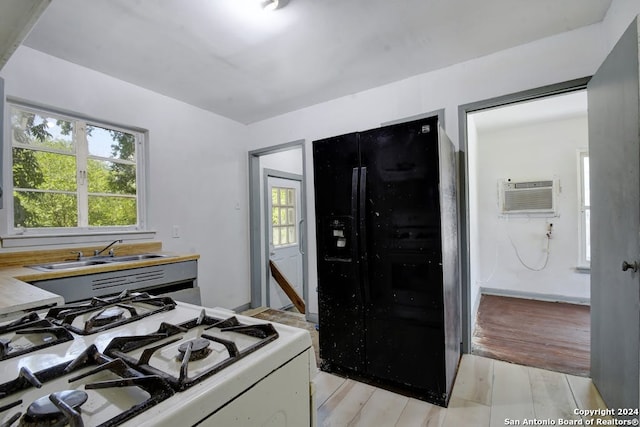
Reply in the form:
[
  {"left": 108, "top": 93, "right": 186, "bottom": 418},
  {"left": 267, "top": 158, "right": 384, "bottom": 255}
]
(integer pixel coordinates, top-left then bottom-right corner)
[
  {"left": 0, "top": 46, "right": 250, "bottom": 310},
  {"left": 260, "top": 148, "right": 303, "bottom": 175},
  {"left": 246, "top": 23, "right": 608, "bottom": 316},
  {"left": 470, "top": 115, "right": 589, "bottom": 306}
]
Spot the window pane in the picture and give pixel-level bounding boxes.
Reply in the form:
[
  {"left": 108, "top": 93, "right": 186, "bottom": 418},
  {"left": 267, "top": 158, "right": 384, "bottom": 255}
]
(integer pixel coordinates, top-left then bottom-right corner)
[
  {"left": 280, "top": 227, "right": 288, "bottom": 245},
  {"left": 88, "top": 195, "right": 137, "bottom": 226},
  {"left": 287, "top": 208, "right": 295, "bottom": 224},
  {"left": 279, "top": 189, "right": 287, "bottom": 205},
  {"left": 87, "top": 159, "right": 136, "bottom": 195},
  {"left": 11, "top": 107, "right": 74, "bottom": 152},
  {"left": 271, "top": 188, "right": 278, "bottom": 206},
  {"left": 583, "top": 156, "right": 590, "bottom": 206},
  {"left": 14, "top": 191, "right": 77, "bottom": 228},
  {"left": 287, "top": 189, "right": 294, "bottom": 205},
  {"left": 273, "top": 227, "right": 280, "bottom": 246},
  {"left": 87, "top": 125, "right": 135, "bottom": 161},
  {"left": 13, "top": 148, "right": 76, "bottom": 191},
  {"left": 280, "top": 208, "right": 287, "bottom": 225},
  {"left": 585, "top": 208, "right": 591, "bottom": 262},
  {"left": 272, "top": 207, "right": 279, "bottom": 225},
  {"left": 288, "top": 226, "right": 296, "bottom": 244}
]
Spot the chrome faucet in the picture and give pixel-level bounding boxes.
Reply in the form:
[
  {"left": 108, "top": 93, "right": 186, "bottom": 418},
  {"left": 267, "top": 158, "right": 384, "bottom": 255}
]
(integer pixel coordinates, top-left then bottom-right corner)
[{"left": 94, "top": 239, "right": 123, "bottom": 256}]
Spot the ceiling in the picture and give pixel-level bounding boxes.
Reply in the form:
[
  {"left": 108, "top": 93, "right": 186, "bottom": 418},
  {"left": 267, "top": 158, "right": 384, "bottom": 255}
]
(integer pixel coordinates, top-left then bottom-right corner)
[{"left": 10, "top": 0, "right": 612, "bottom": 124}]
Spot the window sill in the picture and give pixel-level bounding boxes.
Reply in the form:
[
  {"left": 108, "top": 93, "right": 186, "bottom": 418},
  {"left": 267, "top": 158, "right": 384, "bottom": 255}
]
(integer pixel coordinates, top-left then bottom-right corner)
[{"left": 1, "top": 230, "right": 157, "bottom": 249}]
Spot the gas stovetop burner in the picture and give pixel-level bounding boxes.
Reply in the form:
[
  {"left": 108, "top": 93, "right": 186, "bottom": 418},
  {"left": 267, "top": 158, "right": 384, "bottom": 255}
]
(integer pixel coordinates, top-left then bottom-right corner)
[
  {"left": 46, "top": 291, "right": 176, "bottom": 335},
  {"left": 0, "top": 344, "right": 175, "bottom": 427},
  {"left": 177, "top": 338, "right": 212, "bottom": 361},
  {"left": 90, "top": 307, "right": 126, "bottom": 327},
  {"left": 104, "top": 310, "right": 280, "bottom": 391},
  {"left": 0, "top": 314, "right": 74, "bottom": 361},
  {"left": 21, "top": 390, "right": 88, "bottom": 426}
]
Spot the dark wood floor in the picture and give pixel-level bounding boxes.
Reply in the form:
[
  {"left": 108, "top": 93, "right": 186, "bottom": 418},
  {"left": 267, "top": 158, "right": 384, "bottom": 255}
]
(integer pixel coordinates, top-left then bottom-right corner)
[{"left": 472, "top": 294, "right": 590, "bottom": 376}]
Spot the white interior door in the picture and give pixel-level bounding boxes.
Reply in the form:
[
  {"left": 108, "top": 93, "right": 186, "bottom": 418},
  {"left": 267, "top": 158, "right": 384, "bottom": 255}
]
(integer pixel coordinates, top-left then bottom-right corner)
[
  {"left": 588, "top": 16, "right": 640, "bottom": 413},
  {"left": 267, "top": 176, "right": 303, "bottom": 310}
]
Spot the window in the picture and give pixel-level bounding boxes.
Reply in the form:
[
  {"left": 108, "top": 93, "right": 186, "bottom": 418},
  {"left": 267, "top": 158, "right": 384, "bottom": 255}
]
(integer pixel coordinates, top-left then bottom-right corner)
[
  {"left": 271, "top": 186, "right": 296, "bottom": 247},
  {"left": 8, "top": 103, "right": 144, "bottom": 234},
  {"left": 578, "top": 150, "right": 590, "bottom": 266}
]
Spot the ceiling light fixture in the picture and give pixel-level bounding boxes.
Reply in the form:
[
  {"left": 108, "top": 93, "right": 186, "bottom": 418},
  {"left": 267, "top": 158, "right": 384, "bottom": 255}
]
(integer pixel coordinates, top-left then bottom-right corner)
[{"left": 260, "top": 0, "right": 288, "bottom": 11}]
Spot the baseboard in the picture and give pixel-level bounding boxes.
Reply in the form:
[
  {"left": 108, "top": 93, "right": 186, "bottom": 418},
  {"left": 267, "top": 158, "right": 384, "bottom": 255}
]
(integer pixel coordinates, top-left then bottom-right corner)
[
  {"left": 306, "top": 313, "right": 319, "bottom": 324},
  {"left": 480, "top": 287, "right": 590, "bottom": 305},
  {"left": 232, "top": 302, "right": 253, "bottom": 313}
]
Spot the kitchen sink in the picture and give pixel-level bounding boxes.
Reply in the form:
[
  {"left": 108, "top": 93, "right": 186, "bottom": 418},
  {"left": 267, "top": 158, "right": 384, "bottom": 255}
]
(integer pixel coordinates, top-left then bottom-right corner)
[
  {"left": 108, "top": 254, "right": 171, "bottom": 262},
  {"left": 30, "top": 260, "right": 112, "bottom": 270},
  {"left": 27, "top": 253, "right": 173, "bottom": 271}
]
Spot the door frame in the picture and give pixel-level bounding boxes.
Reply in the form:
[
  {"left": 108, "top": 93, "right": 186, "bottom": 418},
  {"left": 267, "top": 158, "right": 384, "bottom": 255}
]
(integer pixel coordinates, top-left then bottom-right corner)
[
  {"left": 248, "top": 140, "right": 308, "bottom": 316},
  {"left": 457, "top": 77, "right": 591, "bottom": 353},
  {"left": 263, "top": 169, "right": 304, "bottom": 307}
]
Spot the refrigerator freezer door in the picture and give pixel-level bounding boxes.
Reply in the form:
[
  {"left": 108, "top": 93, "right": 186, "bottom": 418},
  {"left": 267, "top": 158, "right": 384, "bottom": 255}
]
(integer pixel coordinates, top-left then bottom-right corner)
[{"left": 312, "top": 133, "right": 366, "bottom": 372}]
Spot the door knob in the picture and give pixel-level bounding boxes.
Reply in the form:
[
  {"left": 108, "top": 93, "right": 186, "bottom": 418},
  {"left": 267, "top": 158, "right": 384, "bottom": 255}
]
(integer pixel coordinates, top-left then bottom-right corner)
[{"left": 622, "top": 260, "right": 638, "bottom": 272}]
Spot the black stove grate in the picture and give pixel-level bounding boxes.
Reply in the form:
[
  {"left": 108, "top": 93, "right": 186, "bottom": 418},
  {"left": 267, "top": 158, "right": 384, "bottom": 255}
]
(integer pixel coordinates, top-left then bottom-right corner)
[
  {"left": 0, "top": 344, "right": 174, "bottom": 427},
  {"left": 45, "top": 291, "right": 176, "bottom": 335},
  {"left": 104, "top": 310, "right": 279, "bottom": 391},
  {"left": 0, "top": 313, "right": 74, "bottom": 361}
]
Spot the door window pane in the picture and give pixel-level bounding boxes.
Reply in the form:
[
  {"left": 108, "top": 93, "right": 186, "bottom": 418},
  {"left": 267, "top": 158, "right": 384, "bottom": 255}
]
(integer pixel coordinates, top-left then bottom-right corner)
[{"left": 271, "top": 185, "right": 297, "bottom": 247}]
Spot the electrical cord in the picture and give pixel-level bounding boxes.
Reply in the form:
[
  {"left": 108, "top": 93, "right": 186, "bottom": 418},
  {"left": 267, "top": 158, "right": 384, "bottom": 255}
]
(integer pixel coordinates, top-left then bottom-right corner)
[{"left": 505, "top": 218, "right": 552, "bottom": 271}]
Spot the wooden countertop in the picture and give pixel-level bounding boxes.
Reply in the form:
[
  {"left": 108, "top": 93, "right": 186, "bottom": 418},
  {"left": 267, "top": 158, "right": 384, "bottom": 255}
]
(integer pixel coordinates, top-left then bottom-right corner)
[{"left": 0, "top": 241, "right": 199, "bottom": 317}]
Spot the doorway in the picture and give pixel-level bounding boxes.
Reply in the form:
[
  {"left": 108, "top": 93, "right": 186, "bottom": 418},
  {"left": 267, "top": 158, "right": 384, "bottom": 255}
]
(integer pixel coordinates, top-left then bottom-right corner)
[
  {"left": 459, "top": 80, "right": 591, "bottom": 374},
  {"left": 248, "top": 141, "right": 309, "bottom": 318}
]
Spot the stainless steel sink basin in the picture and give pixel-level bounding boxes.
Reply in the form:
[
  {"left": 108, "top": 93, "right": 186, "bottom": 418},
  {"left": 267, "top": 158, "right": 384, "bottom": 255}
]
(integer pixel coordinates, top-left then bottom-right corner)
[
  {"left": 27, "top": 253, "right": 173, "bottom": 271},
  {"left": 28, "top": 260, "right": 111, "bottom": 271},
  {"left": 107, "top": 254, "right": 172, "bottom": 262}
]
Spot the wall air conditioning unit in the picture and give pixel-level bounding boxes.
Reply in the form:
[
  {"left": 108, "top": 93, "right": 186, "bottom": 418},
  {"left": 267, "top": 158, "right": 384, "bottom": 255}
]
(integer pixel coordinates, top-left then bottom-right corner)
[{"left": 499, "top": 178, "right": 558, "bottom": 216}]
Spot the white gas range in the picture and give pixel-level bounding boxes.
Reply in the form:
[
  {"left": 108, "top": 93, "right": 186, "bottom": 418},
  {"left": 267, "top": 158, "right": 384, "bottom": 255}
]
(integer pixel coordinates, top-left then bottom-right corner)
[{"left": 0, "top": 291, "right": 317, "bottom": 426}]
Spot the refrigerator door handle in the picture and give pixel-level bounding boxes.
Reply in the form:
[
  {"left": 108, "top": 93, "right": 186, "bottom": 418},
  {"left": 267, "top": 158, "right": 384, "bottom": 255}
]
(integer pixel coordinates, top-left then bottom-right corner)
[
  {"left": 359, "top": 167, "right": 368, "bottom": 253},
  {"left": 351, "top": 167, "right": 360, "bottom": 261},
  {"left": 359, "top": 166, "right": 370, "bottom": 302}
]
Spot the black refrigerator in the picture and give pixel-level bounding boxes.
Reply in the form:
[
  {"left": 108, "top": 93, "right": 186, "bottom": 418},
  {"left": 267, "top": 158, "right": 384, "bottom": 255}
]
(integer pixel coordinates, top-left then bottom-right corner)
[{"left": 312, "top": 115, "right": 460, "bottom": 407}]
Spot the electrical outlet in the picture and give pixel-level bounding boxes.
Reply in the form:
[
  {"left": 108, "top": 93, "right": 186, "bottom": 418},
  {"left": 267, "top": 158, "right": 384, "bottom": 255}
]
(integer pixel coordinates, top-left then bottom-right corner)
[{"left": 172, "top": 225, "right": 180, "bottom": 238}]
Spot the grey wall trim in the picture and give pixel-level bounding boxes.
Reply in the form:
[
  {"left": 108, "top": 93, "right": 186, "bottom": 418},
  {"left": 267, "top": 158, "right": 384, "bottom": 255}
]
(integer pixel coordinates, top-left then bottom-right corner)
[
  {"left": 249, "top": 152, "right": 262, "bottom": 308},
  {"left": 249, "top": 140, "right": 305, "bottom": 157},
  {"left": 381, "top": 109, "right": 445, "bottom": 128},
  {"left": 457, "top": 77, "right": 591, "bottom": 354},
  {"left": 232, "top": 302, "right": 252, "bottom": 313},
  {"left": 459, "top": 77, "right": 591, "bottom": 115},
  {"left": 480, "top": 287, "right": 590, "bottom": 306},
  {"left": 262, "top": 168, "right": 304, "bottom": 307},
  {"left": 0, "top": 78, "right": 4, "bottom": 209},
  {"left": 264, "top": 168, "right": 304, "bottom": 182},
  {"left": 248, "top": 140, "right": 308, "bottom": 319}
]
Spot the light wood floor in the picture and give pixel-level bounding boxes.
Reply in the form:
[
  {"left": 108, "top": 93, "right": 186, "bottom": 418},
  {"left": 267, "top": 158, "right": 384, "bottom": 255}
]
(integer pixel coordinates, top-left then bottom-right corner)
[{"left": 314, "top": 354, "right": 610, "bottom": 427}]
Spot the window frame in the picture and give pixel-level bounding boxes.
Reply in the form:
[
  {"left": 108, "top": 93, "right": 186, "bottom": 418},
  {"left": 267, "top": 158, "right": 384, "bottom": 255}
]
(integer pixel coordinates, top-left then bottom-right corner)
[
  {"left": 3, "top": 101, "right": 151, "bottom": 246},
  {"left": 577, "top": 149, "right": 590, "bottom": 269}
]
